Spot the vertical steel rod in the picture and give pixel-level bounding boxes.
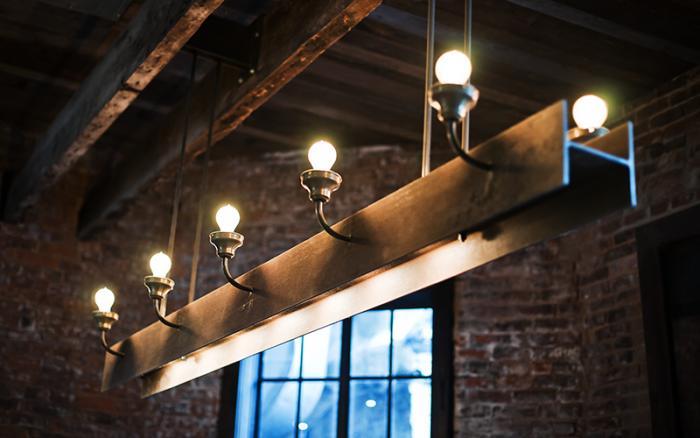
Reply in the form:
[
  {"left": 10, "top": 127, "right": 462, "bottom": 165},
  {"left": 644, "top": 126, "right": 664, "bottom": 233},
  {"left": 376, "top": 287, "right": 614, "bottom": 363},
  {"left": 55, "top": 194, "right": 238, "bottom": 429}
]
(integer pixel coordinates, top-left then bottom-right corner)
[
  {"left": 421, "top": 0, "right": 436, "bottom": 177},
  {"left": 188, "top": 60, "right": 221, "bottom": 304},
  {"left": 163, "top": 51, "right": 197, "bottom": 314},
  {"left": 461, "top": 0, "right": 473, "bottom": 152}
]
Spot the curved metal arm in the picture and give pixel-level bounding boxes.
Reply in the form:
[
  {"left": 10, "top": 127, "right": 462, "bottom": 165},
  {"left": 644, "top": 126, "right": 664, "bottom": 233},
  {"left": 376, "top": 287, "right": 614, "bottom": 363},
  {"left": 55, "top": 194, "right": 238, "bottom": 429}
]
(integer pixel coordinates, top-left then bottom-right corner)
[
  {"left": 222, "top": 256, "right": 255, "bottom": 293},
  {"left": 314, "top": 201, "right": 352, "bottom": 242},
  {"left": 100, "top": 331, "right": 125, "bottom": 357},
  {"left": 446, "top": 119, "right": 492, "bottom": 171},
  {"left": 154, "top": 299, "right": 181, "bottom": 329}
]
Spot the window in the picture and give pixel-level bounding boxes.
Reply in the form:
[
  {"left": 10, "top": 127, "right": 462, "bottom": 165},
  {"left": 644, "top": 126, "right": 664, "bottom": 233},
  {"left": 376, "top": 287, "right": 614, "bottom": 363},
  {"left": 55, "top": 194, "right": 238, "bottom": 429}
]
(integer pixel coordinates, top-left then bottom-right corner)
[{"left": 220, "top": 284, "right": 453, "bottom": 438}]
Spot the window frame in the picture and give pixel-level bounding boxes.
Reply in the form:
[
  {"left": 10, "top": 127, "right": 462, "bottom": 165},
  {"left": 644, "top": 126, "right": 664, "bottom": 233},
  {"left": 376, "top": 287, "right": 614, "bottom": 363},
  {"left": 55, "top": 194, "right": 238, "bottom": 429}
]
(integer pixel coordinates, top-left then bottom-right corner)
[{"left": 217, "top": 280, "right": 454, "bottom": 438}]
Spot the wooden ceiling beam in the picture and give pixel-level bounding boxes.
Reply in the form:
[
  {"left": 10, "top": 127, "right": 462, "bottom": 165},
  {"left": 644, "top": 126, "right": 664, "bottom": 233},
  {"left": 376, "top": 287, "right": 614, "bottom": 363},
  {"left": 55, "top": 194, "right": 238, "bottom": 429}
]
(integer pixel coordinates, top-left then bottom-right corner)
[
  {"left": 3, "top": 0, "right": 224, "bottom": 221},
  {"left": 507, "top": 0, "right": 700, "bottom": 65},
  {"left": 77, "top": 0, "right": 383, "bottom": 238}
]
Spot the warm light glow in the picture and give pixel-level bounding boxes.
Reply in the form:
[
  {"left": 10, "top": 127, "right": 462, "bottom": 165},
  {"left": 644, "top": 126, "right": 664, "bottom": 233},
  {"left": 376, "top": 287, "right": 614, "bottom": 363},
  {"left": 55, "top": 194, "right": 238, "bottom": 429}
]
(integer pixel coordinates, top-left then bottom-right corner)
[
  {"left": 149, "top": 251, "right": 172, "bottom": 278},
  {"left": 94, "top": 287, "right": 115, "bottom": 313},
  {"left": 572, "top": 94, "right": 608, "bottom": 131},
  {"left": 216, "top": 204, "right": 240, "bottom": 232},
  {"left": 435, "top": 50, "right": 472, "bottom": 85},
  {"left": 308, "top": 140, "right": 337, "bottom": 170}
]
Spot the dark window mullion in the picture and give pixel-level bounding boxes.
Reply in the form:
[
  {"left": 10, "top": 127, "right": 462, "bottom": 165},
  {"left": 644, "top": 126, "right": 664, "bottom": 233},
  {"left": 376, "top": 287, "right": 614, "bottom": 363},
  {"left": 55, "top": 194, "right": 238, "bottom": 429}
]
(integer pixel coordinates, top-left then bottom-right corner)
[
  {"left": 253, "top": 353, "right": 264, "bottom": 438},
  {"left": 294, "top": 337, "right": 305, "bottom": 438},
  {"left": 338, "top": 318, "right": 352, "bottom": 438},
  {"left": 386, "top": 310, "right": 394, "bottom": 438}
]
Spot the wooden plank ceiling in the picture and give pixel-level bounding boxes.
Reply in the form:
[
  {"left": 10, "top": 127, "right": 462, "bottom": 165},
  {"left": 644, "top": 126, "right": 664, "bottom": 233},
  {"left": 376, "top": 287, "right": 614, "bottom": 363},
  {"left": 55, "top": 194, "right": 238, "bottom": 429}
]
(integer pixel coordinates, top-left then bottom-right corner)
[{"left": 0, "top": 0, "right": 697, "bottom": 233}]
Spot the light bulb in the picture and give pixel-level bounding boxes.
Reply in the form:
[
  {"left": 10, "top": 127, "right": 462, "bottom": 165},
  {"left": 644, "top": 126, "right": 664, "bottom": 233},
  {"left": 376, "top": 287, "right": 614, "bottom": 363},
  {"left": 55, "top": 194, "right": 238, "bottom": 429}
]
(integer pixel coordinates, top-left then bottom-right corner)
[
  {"left": 308, "top": 140, "right": 337, "bottom": 171},
  {"left": 149, "top": 251, "right": 172, "bottom": 278},
  {"left": 94, "top": 287, "right": 115, "bottom": 313},
  {"left": 572, "top": 95, "right": 608, "bottom": 131},
  {"left": 216, "top": 204, "right": 240, "bottom": 232},
  {"left": 435, "top": 50, "right": 472, "bottom": 85}
]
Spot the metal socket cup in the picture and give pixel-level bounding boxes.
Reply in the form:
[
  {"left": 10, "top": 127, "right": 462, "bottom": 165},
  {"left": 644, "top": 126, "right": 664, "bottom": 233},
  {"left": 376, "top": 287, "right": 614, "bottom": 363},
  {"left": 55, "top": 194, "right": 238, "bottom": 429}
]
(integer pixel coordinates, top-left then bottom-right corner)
[
  {"left": 566, "top": 126, "right": 610, "bottom": 143},
  {"left": 209, "top": 231, "right": 244, "bottom": 258},
  {"left": 429, "top": 83, "right": 479, "bottom": 122},
  {"left": 300, "top": 169, "right": 342, "bottom": 203},
  {"left": 93, "top": 310, "right": 119, "bottom": 331},
  {"left": 144, "top": 276, "right": 175, "bottom": 300}
]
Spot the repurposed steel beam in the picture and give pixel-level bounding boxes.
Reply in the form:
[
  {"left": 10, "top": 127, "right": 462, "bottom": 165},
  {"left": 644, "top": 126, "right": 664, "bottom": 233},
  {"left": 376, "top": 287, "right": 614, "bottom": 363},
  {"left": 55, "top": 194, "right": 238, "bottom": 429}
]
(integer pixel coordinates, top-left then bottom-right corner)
[{"left": 100, "top": 101, "right": 636, "bottom": 396}]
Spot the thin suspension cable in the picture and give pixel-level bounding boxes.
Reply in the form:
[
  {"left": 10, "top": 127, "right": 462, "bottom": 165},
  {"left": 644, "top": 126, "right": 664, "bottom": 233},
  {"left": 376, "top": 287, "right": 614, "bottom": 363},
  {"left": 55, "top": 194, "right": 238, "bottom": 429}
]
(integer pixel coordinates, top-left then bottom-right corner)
[
  {"left": 461, "top": 0, "right": 473, "bottom": 152},
  {"left": 187, "top": 60, "right": 221, "bottom": 304},
  {"left": 421, "top": 0, "right": 436, "bottom": 177},
  {"left": 167, "top": 52, "right": 198, "bottom": 258}
]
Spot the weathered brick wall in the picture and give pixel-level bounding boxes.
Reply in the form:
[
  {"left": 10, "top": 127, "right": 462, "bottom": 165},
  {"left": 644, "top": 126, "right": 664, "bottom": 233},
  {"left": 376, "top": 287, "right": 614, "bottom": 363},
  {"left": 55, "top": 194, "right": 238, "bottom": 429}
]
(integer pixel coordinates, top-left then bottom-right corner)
[
  {"left": 1, "top": 67, "right": 697, "bottom": 437},
  {"left": 454, "top": 67, "right": 700, "bottom": 437}
]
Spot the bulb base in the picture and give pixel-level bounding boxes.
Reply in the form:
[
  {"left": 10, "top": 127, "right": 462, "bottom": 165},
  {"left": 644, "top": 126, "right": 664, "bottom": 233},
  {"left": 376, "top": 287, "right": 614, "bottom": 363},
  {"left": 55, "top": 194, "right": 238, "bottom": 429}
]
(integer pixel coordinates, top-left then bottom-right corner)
[
  {"left": 300, "top": 169, "right": 342, "bottom": 203},
  {"left": 429, "top": 83, "right": 479, "bottom": 122},
  {"left": 567, "top": 126, "right": 610, "bottom": 143},
  {"left": 144, "top": 276, "right": 175, "bottom": 300},
  {"left": 209, "top": 231, "right": 245, "bottom": 258},
  {"left": 93, "top": 311, "right": 119, "bottom": 331}
]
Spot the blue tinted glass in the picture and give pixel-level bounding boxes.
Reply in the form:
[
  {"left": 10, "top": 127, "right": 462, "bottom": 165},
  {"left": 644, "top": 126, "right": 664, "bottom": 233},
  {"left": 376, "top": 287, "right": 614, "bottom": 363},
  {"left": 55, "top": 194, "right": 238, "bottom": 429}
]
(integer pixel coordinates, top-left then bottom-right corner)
[
  {"left": 392, "top": 309, "right": 433, "bottom": 376},
  {"left": 351, "top": 311, "right": 391, "bottom": 377},
  {"left": 302, "top": 322, "right": 342, "bottom": 378},
  {"left": 299, "top": 381, "right": 339, "bottom": 437},
  {"left": 259, "top": 381, "right": 298, "bottom": 438},
  {"left": 391, "top": 378, "right": 431, "bottom": 437},
  {"left": 234, "top": 355, "right": 259, "bottom": 438},
  {"left": 262, "top": 338, "right": 301, "bottom": 378},
  {"left": 348, "top": 379, "right": 388, "bottom": 438}
]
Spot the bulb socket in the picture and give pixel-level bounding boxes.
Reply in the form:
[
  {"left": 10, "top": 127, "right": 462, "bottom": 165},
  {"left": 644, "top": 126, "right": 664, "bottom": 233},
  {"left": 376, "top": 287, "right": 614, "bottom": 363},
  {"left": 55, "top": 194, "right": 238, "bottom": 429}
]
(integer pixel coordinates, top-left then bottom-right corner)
[
  {"left": 209, "top": 231, "right": 245, "bottom": 258},
  {"left": 93, "top": 310, "right": 119, "bottom": 331},
  {"left": 144, "top": 276, "right": 175, "bottom": 300},
  {"left": 429, "top": 83, "right": 479, "bottom": 122},
  {"left": 567, "top": 127, "right": 610, "bottom": 143},
  {"left": 300, "top": 169, "right": 342, "bottom": 203}
]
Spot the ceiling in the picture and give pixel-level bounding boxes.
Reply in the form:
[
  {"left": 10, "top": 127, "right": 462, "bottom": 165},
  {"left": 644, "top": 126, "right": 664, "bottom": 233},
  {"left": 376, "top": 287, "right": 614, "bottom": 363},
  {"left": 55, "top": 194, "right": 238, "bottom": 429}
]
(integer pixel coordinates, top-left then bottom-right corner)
[{"left": 0, "top": 0, "right": 698, "bottom": 232}]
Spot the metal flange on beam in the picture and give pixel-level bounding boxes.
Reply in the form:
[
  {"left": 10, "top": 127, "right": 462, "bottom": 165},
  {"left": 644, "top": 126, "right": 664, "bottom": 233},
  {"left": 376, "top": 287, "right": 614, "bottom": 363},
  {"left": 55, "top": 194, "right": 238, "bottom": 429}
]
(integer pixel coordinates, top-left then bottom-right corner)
[{"left": 100, "top": 100, "right": 635, "bottom": 397}]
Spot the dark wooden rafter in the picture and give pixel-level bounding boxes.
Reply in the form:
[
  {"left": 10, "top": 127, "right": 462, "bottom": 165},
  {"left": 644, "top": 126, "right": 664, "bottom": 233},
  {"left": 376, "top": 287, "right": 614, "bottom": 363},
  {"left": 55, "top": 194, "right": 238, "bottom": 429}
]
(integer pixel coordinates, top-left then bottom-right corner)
[
  {"left": 507, "top": 0, "right": 700, "bottom": 65},
  {"left": 4, "top": 0, "right": 225, "bottom": 221},
  {"left": 99, "top": 101, "right": 637, "bottom": 396},
  {"left": 77, "top": 0, "right": 383, "bottom": 238}
]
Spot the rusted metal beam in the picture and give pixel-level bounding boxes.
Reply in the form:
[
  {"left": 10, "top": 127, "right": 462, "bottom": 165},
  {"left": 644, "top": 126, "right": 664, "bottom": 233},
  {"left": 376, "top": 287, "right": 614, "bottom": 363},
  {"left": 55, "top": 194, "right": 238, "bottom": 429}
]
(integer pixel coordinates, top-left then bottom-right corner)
[
  {"left": 78, "top": 0, "right": 383, "bottom": 237},
  {"left": 4, "top": 0, "right": 224, "bottom": 221},
  {"left": 99, "top": 101, "right": 636, "bottom": 396}
]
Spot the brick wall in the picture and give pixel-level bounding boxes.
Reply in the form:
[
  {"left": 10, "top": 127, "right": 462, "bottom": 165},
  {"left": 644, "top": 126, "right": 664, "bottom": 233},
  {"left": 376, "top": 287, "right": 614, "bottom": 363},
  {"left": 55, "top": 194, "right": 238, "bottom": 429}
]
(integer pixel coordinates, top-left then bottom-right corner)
[
  {"left": 1, "top": 66, "right": 698, "bottom": 436},
  {"left": 453, "top": 68, "right": 700, "bottom": 437}
]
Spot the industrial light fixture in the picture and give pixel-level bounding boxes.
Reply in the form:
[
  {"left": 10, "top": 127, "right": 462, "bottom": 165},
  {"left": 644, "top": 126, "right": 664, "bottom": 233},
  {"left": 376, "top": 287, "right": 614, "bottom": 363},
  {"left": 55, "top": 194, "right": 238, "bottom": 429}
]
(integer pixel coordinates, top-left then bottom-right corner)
[
  {"left": 209, "top": 204, "right": 255, "bottom": 292},
  {"left": 567, "top": 94, "right": 610, "bottom": 142},
  {"left": 429, "top": 50, "right": 491, "bottom": 170},
  {"left": 144, "top": 251, "right": 181, "bottom": 329},
  {"left": 300, "top": 140, "right": 352, "bottom": 242},
  {"left": 92, "top": 287, "right": 124, "bottom": 357}
]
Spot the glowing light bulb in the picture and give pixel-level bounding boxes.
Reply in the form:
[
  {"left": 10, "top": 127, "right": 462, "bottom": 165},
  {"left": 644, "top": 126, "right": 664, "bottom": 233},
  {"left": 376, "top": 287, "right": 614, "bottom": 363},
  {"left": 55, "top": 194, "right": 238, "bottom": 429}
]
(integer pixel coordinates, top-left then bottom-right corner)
[
  {"left": 308, "top": 140, "right": 337, "bottom": 171},
  {"left": 435, "top": 50, "right": 472, "bottom": 85},
  {"left": 216, "top": 204, "right": 240, "bottom": 232},
  {"left": 572, "top": 95, "right": 608, "bottom": 131},
  {"left": 149, "top": 251, "right": 172, "bottom": 278},
  {"left": 94, "top": 287, "right": 115, "bottom": 313}
]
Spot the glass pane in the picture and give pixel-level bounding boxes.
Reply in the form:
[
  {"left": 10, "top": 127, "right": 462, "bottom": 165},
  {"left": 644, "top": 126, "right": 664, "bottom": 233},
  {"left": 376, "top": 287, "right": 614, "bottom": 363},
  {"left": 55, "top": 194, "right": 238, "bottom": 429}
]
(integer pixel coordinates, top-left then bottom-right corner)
[
  {"left": 392, "top": 309, "right": 433, "bottom": 376},
  {"left": 348, "top": 379, "right": 388, "bottom": 438},
  {"left": 234, "top": 355, "right": 259, "bottom": 438},
  {"left": 302, "top": 322, "right": 342, "bottom": 378},
  {"left": 391, "top": 379, "right": 431, "bottom": 438},
  {"left": 351, "top": 311, "right": 391, "bottom": 377},
  {"left": 262, "top": 338, "right": 301, "bottom": 378},
  {"left": 259, "top": 381, "right": 298, "bottom": 438},
  {"left": 299, "top": 381, "right": 339, "bottom": 437}
]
